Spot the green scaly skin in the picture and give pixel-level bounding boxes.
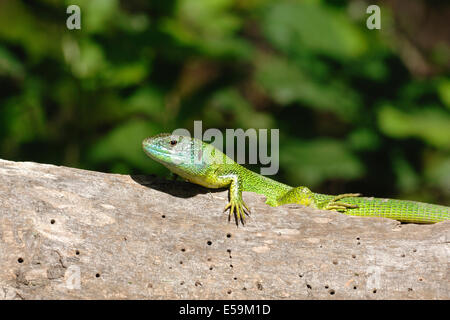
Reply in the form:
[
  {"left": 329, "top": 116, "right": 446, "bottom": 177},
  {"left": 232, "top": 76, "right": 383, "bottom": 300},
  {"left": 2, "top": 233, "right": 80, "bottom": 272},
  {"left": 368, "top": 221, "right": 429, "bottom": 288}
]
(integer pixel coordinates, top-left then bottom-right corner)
[{"left": 143, "top": 133, "right": 450, "bottom": 225}]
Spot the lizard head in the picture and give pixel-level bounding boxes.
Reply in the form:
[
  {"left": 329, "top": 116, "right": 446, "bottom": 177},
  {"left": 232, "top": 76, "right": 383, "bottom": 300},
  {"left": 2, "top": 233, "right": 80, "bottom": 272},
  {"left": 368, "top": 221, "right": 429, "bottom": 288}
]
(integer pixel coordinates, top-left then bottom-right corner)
[
  {"left": 142, "top": 133, "right": 199, "bottom": 167},
  {"left": 143, "top": 133, "right": 233, "bottom": 175}
]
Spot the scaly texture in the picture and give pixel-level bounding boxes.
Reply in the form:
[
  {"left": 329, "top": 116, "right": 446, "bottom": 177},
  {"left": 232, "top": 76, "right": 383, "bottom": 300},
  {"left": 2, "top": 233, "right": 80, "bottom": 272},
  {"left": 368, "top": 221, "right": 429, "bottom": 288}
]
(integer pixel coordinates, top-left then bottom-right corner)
[{"left": 143, "top": 134, "right": 449, "bottom": 225}]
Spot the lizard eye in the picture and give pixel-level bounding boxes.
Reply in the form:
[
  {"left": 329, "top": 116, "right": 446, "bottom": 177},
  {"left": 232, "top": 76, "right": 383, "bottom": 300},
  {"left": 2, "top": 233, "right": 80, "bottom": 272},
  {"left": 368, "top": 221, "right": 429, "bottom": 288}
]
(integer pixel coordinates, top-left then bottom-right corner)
[{"left": 170, "top": 140, "right": 177, "bottom": 146}]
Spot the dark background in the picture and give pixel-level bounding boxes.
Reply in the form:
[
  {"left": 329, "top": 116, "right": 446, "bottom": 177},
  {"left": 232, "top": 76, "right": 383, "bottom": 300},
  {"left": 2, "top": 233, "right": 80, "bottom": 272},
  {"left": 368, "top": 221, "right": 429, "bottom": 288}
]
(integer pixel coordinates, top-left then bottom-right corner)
[{"left": 0, "top": 0, "right": 449, "bottom": 204}]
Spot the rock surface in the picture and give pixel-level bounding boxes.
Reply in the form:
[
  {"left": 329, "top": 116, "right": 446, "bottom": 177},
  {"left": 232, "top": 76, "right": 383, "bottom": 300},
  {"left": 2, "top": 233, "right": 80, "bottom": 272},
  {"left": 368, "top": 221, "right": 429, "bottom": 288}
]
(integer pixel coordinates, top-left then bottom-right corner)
[{"left": 0, "top": 159, "right": 448, "bottom": 299}]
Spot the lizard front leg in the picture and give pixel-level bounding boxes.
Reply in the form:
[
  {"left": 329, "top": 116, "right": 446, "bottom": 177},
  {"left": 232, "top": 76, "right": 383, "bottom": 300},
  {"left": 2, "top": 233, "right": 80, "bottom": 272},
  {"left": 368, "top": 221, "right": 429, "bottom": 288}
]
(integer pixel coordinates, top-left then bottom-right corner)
[{"left": 220, "top": 174, "right": 250, "bottom": 226}]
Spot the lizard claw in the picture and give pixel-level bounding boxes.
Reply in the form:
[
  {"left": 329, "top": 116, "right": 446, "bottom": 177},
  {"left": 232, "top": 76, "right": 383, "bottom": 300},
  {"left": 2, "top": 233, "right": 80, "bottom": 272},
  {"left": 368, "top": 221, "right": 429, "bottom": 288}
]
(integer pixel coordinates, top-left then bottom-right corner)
[
  {"left": 320, "top": 193, "right": 360, "bottom": 212},
  {"left": 224, "top": 200, "right": 250, "bottom": 226}
]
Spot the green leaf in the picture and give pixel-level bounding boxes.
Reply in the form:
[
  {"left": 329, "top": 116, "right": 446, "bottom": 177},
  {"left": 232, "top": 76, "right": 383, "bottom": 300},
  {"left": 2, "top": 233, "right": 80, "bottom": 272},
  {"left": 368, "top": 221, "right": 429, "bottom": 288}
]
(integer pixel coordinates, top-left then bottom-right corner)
[
  {"left": 256, "top": 55, "right": 361, "bottom": 119},
  {"left": 124, "top": 87, "right": 165, "bottom": 119},
  {"left": 347, "top": 128, "right": 381, "bottom": 151},
  {"left": 103, "top": 60, "right": 150, "bottom": 87},
  {"left": 0, "top": 1, "right": 60, "bottom": 60},
  {"left": 87, "top": 120, "right": 162, "bottom": 171},
  {"left": 438, "top": 78, "right": 450, "bottom": 109},
  {"left": 263, "top": 1, "right": 367, "bottom": 60},
  {"left": 391, "top": 152, "right": 419, "bottom": 193},
  {"left": 63, "top": 38, "right": 107, "bottom": 79},
  {"left": 378, "top": 105, "right": 450, "bottom": 150},
  {"left": 70, "top": 0, "right": 120, "bottom": 34},
  {"left": 205, "top": 88, "right": 274, "bottom": 129},
  {"left": 0, "top": 45, "right": 24, "bottom": 78},
  {"left": 161, "top": 0, "right": 252, "bottom": 58},
  {"left": 280, "top": 138, "right": 365, "bottom": 187},
  {"left": 424, "top": 155, "right": 450, "bottom": 196},
  {"left": 2, "top": 78, "right": 46, "bottom": 143}
]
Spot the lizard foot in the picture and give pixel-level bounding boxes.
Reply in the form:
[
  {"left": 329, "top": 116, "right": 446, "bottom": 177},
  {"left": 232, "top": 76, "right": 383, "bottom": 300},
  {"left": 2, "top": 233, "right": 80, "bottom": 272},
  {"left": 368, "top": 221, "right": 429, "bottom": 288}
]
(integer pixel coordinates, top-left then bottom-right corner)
[
  {"left": 224, "top": 200, "right": 250, "bottom": 226},
  {"left": 319, "top": 193, "right": 360, "bottom": 212}
]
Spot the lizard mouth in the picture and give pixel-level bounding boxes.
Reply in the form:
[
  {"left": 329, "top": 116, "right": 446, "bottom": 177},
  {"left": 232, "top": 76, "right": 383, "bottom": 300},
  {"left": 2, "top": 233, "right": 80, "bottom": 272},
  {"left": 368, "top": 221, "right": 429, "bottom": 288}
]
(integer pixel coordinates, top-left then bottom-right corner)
[{"left": 142, "top": 140, "right": 168, "bottom": 159}]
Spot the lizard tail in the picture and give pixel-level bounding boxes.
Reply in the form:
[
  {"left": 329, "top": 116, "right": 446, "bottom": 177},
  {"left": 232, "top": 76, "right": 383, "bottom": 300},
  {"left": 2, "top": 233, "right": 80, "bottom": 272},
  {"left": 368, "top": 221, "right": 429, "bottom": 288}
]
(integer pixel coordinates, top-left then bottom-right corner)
[{"left": 315, "top": 194, "right": 450, "bottom": 224}]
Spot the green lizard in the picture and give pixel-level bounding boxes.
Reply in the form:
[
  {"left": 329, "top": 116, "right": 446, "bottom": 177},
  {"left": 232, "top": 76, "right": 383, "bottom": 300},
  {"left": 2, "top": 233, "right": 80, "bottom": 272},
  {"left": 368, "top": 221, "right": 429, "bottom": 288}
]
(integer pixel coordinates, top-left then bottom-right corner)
[{"left": 143, "top": 133, "right": 449, "bottom": 225}]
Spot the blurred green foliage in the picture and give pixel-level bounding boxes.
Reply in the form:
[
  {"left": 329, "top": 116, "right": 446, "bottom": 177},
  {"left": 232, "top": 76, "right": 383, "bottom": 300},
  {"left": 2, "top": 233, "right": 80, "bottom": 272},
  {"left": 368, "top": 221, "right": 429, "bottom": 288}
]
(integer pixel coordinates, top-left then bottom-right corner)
[{"left": 0, "top": 0, "right": 449, "bottom": 204}]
